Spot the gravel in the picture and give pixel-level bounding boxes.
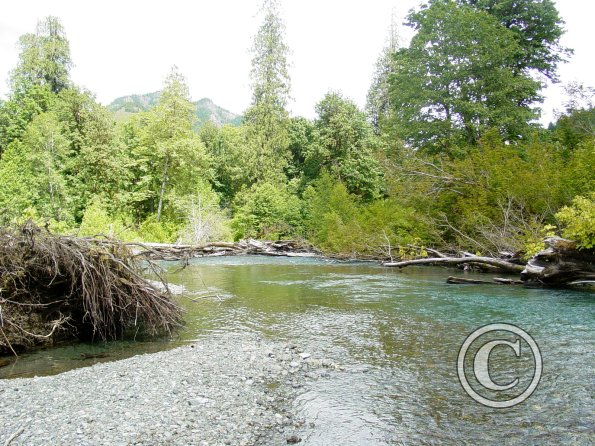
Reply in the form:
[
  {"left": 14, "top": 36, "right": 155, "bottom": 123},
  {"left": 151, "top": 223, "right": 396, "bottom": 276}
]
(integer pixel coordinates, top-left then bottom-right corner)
[{"left": 0, "top": 333, "right": 338, "bottom": 445}]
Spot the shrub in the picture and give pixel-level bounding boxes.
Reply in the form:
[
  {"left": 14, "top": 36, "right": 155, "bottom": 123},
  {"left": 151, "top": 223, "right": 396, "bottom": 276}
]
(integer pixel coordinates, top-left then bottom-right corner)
[
  {"left": 231, "top": 182, "right": 303, "bottom": 240},
  {"left": 555, "top": 193, "right": 595, "bottom": 249}
]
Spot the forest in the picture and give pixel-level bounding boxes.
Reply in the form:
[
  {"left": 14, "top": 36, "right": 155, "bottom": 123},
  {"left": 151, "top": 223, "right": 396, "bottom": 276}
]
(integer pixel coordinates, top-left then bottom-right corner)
[{"left": 0, "top": 0, "right": 593, "bottom": 261}]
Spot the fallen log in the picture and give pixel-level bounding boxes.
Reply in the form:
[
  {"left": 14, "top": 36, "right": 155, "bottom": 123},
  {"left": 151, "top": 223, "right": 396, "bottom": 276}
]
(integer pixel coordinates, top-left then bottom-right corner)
[
  {"left": 521, "top": 237, "right": 595, "bottom": 286},
  {"left": 130, "top": 239, "right": 320, "bottom": 261},
  {"left": 384, "top": 256, "right": 524, "bottom": 273},
  {"left": 446, "top": 276, "right": 493, "bottom": 284},
  {"left": 446, "top": 276, "right": 523, "bottom": 285}
]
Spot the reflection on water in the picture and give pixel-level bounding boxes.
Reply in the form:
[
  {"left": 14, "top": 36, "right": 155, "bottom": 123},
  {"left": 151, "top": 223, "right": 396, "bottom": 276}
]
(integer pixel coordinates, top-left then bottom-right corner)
[{"left": 2, "top": 256, "right": 593, "bottom": 444}]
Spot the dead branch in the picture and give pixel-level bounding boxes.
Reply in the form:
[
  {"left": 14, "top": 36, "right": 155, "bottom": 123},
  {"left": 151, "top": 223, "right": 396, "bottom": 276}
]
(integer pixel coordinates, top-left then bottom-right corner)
[{"left": 384, "top": 256, "right": 525, "bottom": 273}]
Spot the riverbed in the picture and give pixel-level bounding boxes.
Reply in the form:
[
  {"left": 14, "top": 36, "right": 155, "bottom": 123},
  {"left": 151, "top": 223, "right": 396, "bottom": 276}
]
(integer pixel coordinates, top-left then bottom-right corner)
[{"left": 1, "top": 256, "right": 593, "bottom": 444}]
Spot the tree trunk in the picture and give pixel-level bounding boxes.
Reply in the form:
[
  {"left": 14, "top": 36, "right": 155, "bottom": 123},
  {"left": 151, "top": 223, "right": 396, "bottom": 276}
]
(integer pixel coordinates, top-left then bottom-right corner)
[
  {"left": 384, "top": 256, "right": 524, "bottom": 273},
  {"left": 521, "top": 237, "right": 595, "bottom": 286},
  {"left": 156, "top": 156, "right": 170, "bottom": 222}
]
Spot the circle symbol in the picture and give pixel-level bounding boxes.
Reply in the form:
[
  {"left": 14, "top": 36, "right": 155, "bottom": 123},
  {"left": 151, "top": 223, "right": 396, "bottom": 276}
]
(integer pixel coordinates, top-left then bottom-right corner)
[{"left": 457, "top": 323, "right": 542, "bottom": 408}]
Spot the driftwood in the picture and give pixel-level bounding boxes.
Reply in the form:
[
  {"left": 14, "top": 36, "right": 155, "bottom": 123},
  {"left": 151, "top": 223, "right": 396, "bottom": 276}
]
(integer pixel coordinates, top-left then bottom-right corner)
[
  {"left": 0, "top": 223, "right": 183, "bottom": 356},
  {"left": 521, "top": 237, "right": 595, "bottom": 286},
  {"left": 447, "top": 276, "right": 523, "bottom": 285},
  {"left": 384, "top": 256, "right": 525, "bottom": 273},
  {"left": 130, "top": 239, "right": 320, "bottom": 261},
  {"left": 386, "top": 237, "right": 594, "bottom": 289}
]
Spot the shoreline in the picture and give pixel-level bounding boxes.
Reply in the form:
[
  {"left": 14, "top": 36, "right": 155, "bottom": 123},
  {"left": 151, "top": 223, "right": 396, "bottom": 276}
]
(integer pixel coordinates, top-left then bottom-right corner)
[{"left": 0, "top": 332, "right": 336, "bottom": 445}]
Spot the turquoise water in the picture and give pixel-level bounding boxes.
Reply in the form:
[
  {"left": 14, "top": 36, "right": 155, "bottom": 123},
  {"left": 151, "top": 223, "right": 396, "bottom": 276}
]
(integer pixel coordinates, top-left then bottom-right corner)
[{"left": 1, "top": 256, "right": 593, "bottom": 444}]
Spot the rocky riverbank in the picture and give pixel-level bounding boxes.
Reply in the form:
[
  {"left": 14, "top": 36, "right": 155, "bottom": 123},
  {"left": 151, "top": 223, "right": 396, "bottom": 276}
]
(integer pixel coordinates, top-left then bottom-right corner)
[{"left": 0, "top": 333, "right": 338, "bottom": 445}]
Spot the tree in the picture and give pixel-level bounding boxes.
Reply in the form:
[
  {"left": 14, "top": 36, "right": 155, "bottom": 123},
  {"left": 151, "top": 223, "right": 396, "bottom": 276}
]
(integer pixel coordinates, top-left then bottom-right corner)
[
  {"left": 551, "top": 82, "right": 595, "bottom": 151},
  {"left": 389, "top": 0, "right": 541, "bottom": 153},
  {"left": 200, "top": 123, "right": 252, "bottom": 203},
  {"left": 0, "top": 17, "right": 70, "bottom": 156},
  {"left": 458, "top": 0, "right": 571, "bottom": 81},
  {"left": 135, "top": 67, "right": 212, "bottom": 222},
  {"left": 367, "top": 10, "right": 400, "bottom": 132},
  {"left": 243, "top": 0, "right": 292, "bottom": 183},
  {"left": 556, "top": 193, "right": 595, "bottom": 249},
  {"left": 10, "top": 16, "right": 72, "bottom": 94},
  {"left": 305, "top": 93, "right": 383, "bottom": 200},
  {"left": 231, "top": 182, "right": 302, "bottom": 240},
  {"left": 0, "top": 84, "right": 54, "bottom": 156},
  {"left": 0, "top": 113, "right": 70, "bottom": 223},
  {"left": 52, "top": 87, "right": 125, "bottom": 218}
]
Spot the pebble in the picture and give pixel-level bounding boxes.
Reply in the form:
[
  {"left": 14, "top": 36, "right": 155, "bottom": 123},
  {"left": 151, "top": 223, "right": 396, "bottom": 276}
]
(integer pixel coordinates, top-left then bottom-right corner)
[{"left": 0, "top": 333, "right": 333, "bottom": 445}]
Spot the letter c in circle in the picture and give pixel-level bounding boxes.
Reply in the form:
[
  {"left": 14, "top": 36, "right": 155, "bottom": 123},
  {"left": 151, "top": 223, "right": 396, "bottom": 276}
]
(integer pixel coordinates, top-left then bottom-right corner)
[{"left": 474, "top": 339, "right": 520, "bottom": 391}]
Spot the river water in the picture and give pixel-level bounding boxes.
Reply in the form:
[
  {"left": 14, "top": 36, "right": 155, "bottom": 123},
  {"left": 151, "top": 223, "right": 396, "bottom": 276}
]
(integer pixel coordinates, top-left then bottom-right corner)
[{"left": 1, "top": 256, "right": 593, "bottom": 444}]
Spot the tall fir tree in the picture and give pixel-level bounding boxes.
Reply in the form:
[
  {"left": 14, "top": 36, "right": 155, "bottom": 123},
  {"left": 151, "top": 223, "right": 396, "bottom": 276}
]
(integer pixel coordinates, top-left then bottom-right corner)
[
  {"left": 367, "top": 10, "right": 400, "bottom": 133},
  {"left": 243, "top": 0, "right": 292, "bottom": 184}
]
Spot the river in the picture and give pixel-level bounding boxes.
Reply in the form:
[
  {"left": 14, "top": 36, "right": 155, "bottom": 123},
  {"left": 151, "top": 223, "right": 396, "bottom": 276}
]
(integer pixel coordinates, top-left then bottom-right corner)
[{"left": 1, "top": 256, "right": 593, "bottom": 444}]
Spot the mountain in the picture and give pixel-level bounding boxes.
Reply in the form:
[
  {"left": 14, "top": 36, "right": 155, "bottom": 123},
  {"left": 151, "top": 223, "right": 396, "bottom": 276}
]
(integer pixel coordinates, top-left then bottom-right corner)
[{"left": 107, "top": 92, "right": 242, "bottom": 128}]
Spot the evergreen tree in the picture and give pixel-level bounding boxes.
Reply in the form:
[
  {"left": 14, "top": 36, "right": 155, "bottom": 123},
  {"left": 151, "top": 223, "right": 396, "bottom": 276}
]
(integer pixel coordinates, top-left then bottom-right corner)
[
  {"left": 10, "top": 16, "right": 72, "bottom": 94},
  {"left": 306, "top": 93, "right": 383, "bottom": 200},
  {"left": 243, "top": 0, "right": 292, "bottom": 183},
  {"left": 367, "top": 10, "right": 400, "bottom": 132},
  {"left": 0, "top": 16, "right": 70, "bottom": 156}
]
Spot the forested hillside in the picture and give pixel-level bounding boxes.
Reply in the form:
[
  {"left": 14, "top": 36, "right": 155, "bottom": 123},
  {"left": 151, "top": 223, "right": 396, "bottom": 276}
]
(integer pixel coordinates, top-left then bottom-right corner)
[
  {"left": 0, "top": 0, "right": 593, "bottom": 258},
  {"left": 108, "top": 92, "right": 242, "bottom": 128}
]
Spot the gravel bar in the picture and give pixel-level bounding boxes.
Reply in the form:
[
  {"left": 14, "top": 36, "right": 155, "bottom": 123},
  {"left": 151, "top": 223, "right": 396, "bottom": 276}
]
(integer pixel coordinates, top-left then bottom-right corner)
[{"left": 0, "top": 333, "right": 336, "bottom": 445}]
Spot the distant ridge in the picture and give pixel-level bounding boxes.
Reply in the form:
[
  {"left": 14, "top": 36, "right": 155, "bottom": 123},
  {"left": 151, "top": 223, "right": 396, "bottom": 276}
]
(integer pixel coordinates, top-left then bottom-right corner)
[{"left": 107, "top": 91, "right": 242, "bottom": 128}]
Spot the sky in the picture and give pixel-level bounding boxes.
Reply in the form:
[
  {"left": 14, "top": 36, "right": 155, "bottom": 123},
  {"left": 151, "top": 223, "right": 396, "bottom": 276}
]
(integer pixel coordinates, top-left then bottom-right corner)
[{"left": 0, "top": 0, "right": 593, "bottom": 125}]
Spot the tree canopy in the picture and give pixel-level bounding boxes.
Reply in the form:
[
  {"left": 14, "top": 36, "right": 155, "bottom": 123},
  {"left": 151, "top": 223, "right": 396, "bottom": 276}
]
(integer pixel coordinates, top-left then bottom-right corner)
[{"left": 0, "top": 7, "right": 590, "bottom": 259}]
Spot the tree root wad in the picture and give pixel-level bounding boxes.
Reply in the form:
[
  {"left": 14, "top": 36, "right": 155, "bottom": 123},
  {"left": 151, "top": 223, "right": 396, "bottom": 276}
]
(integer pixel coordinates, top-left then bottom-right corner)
[{"left": 0, "top": 223, "right": 183, "bottom": 356}]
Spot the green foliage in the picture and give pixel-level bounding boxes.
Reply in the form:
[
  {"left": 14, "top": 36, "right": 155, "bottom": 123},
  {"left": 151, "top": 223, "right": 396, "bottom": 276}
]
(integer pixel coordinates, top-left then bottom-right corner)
[
  {"left": 303, "top": 173, "right": 432, "bottom": 255},
  {"left": 367, "top": 14, "right": 400, "bottom": 132},
  {"left": 243, "top": 0, "right": 292, "bottom": 183},
  {"left": 178, "top": 182, "right": 232, "bottom": 244},
  {"left": 250, "top": 0, "right": 291, "bottom": 110},
  {"left": 53, "top": 87, "right": 124, "bottom": 218},
  {"left": 79, "top": 199, "right": 138, "bottom": 241},
  {"left": 561, "top": 141, "right": 595, "bottom": 197},
  {"left": 129, "top": 67, "right": 212, "bottom": 222},
  {"left": 137, "top": 216, "right": 178, "bottom": 244},
  {"left": 200, "top": 123, "right": 251, "bottom": 202},
  {"left": 458, "top": 0, "right": 571, "bottom": 80},
  {"left": 0, "top": 7, "right": 589, "bottom": 262},
  {"left": 390, "top": 0, "right": 540, "bottom": 152},
  {"left": 10, "top": 16, "right": 72, "bottom": 94},
  {"left": 0, "top": 84, "right": 55, "bottom": 154},
  {"left": 521, "top": 224, "right": 557, "bottom": 260},
  {"left": 305, "top": 93, "right": 383, "bottom": 200},
  {"left": 303, "top": 174, "right": 360, "bottom": 252},
  {"left": 232, "top": 182, "right": 303, "bottom": 240},
  {"left": 555, "top": 194, "right": 595, "bottom": 249},
  {"left": 0, "top": 112, "right": 72, "bottom": 224}
]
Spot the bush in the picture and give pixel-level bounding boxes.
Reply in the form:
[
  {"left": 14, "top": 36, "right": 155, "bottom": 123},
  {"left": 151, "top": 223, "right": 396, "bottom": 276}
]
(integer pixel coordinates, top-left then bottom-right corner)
[
  {"left": 137, "top": 216, "right": 178, "bottom": 244},
  {"left": 177, "top": 184, "right": 232, "bottom": 244},
  {"left": 231, "top": 182, "right": 303, "bottom": 240},
  {"left": 79, "top": 198, "right": 139, "bottom": 241},
  {"left": 555, "top": 193, "right": 595, "bottom": 249}
]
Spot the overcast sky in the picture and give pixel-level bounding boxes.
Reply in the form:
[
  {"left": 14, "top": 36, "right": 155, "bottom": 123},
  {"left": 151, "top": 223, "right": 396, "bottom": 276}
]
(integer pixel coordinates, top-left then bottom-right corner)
[{"left": 0, "top": 0, "right": 593, "bottom": 125}]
